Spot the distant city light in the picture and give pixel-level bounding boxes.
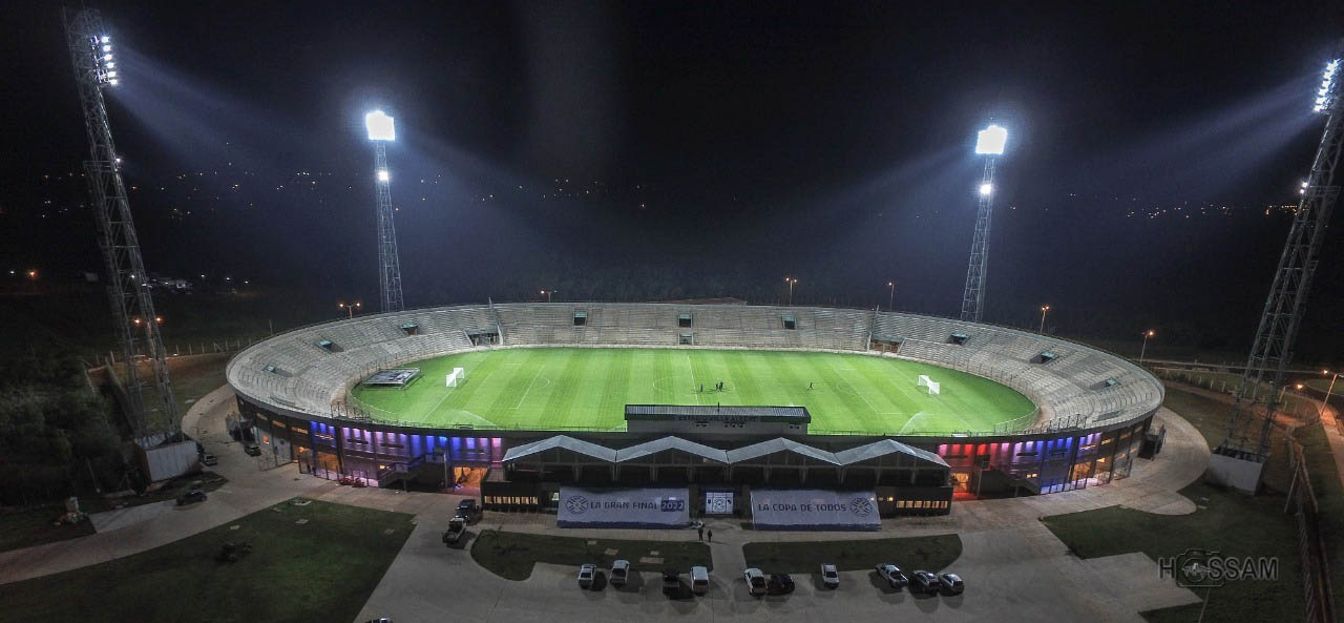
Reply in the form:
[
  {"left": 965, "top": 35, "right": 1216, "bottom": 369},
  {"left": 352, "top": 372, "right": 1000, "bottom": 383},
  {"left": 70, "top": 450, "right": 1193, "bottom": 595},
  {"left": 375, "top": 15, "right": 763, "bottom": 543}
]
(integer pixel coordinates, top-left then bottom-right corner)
[
  {"left": 975, "top": 124, "right": 1008, "bottom": 155},
  {"left": 365, "top": 110, "right": 396, "bottom": 141},
  {"left": 1315, "top": 58, "right": 1340, "bottom": 113},
  {"left": 979, "top": 182, "right": 994, "bottom": 196},
  {"left": 377, "top": 169, "right": 390, "bottom": 182}
]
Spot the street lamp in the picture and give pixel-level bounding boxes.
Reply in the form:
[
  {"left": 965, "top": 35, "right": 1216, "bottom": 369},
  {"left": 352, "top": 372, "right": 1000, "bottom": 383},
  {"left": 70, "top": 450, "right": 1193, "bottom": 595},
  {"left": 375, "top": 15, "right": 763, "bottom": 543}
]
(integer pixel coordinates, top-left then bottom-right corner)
[
  {"left": 540, "top": 289, "right": 557, "bottom": 303},
  {"left": 1139, "top": 330, "right": 1156, "bottom": 365},
  {"left": 338, "top": 301, "right": 362, "bottom": 319},
  {"left": 784, "top": 276, "right": 798, "bottom": 306},
  {"left": 1038, "top": 305, "right": 1051, "bottom": 334},
  {"left": 887, "top": 281, "right": 895, "bottom": 312}
]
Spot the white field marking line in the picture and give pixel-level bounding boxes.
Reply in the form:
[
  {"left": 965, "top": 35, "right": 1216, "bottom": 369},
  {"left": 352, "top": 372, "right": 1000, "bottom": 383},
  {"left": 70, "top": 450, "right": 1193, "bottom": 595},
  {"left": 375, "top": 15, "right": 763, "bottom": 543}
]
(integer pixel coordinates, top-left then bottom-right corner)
[
  {"left": 513, "top": 366, "right": 550, "bottom": 410},
  {"left": 683, "top": 353, "right": 702, "bottom": 405},
  {"left": 425, "top": 365, "right": 497, "bottom": 420}
]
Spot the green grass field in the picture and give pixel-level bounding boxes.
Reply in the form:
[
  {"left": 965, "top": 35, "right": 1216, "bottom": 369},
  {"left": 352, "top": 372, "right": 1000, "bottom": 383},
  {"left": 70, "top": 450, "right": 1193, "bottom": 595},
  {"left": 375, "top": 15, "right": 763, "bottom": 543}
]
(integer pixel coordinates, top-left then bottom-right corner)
[{"left": 349, "top": 347, "right": 1035, "bottom": 435}]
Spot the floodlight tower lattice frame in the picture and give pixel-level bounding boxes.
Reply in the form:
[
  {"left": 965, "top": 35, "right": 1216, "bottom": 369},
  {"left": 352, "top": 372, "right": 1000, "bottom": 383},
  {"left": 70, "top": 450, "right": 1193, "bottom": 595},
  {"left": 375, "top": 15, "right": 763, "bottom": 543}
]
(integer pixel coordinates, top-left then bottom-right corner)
[
  {"left": 1220, "top": 44, "right": 1344, "bottom": 460},
  {"left": 961, "top": 125, "right": 1005, "bottom": 323},
  {"left": 961, "top": 158, "right": 997, "bottom": 322},
  {"left": 368, "top": 116, "right": 405, "bottom": 313},
  {"left": 64, "top": 8, "right": 178, "bottom": 438}
]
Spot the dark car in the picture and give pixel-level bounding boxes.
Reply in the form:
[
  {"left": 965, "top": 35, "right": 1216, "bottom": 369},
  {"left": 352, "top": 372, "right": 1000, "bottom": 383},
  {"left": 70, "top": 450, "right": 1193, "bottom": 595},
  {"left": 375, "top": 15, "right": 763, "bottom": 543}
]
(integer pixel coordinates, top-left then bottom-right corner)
[
  {"left": 201, "top": 453, "right": 218, "bottom": 466},
  {"left": 662, "top": 570, "right": 681, "bottom": 594},
  {"left": 244, "top": 443, "right": 262, "bottom": 456},
  {"left": 768, "top": 574, "right": 795, "bottom": 595},
  {"left": 176, "top": 489, "right": 207, "bottom": 506},
  {"left": 456, "top": 499, "right": 481, "bottom": 521},
  {"left": 939, "top": 573, "right": 965, "bottom": 595},
  {"left": 910, "top": 570, "right": 941, "bottom": 594}
]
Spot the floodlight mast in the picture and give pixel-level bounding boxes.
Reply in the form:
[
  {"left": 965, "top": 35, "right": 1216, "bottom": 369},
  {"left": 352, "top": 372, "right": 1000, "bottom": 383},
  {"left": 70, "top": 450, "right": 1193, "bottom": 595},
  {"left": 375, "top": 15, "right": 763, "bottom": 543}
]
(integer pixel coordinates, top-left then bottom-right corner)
[
  {"left": 960, "top": 124, "right": 1007, "bottom": 322},
  {"left": 1219, "top": 42, "right": 1344, "bottom": 468},
  {"left": 64, "top": 8, "right": 178, "bottom": 439},
  {"left": 365, "top": 110, "right": 405, "bottom": 313}
]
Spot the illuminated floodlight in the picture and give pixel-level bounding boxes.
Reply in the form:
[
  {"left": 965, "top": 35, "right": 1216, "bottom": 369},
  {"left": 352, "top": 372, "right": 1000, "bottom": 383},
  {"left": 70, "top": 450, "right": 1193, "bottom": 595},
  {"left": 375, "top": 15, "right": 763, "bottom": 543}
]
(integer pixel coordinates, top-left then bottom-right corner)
[
  {"left": 365, "top": 110, "right": 396, "bottom": 141},
  {"left": 106, "top": 61, "right": 115, "bottom": 68},
  {"left": 109, "top": 79, "right": 119, "bottom": 86},
  {"left": 107, "top": 71, "right": 117, "bottom": 78},
  {"left": 979, "top": 182, "right": 994, "bottom": 196},
  {"left": 100, "top": 35, "right": 110, "bottom": 44},
  {"left": 377, "top": 168, "right": 390, "bottom": 182},
  {"left": 1315, "top": 59, "right": 1340, "bottom": 113},
  {"left": 975, "top": 124, "right": 1008, "bottom": 155},
  {"left": 103, "top": 53, "right": 113, "bottom": 61},
  {"left": 102, "top": 44, "right": 111, "bottom": 52}
]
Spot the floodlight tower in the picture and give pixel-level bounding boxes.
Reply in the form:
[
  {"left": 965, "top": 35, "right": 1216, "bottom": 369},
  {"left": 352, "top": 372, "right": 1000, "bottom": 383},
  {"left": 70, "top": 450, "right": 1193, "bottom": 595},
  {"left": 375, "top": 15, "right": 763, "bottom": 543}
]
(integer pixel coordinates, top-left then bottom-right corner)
[
  {"left": 365, "top": 110, "right": 405, "bottom": 313},
  {"left": 1216, "top": 45, "right": 1344, "bottom": 482},
  {"left": 960, "top": 124, "right": 1008, "bottom": 322},
  {"left": 64, "top": 8, "right": 177, "bottom": 438}
]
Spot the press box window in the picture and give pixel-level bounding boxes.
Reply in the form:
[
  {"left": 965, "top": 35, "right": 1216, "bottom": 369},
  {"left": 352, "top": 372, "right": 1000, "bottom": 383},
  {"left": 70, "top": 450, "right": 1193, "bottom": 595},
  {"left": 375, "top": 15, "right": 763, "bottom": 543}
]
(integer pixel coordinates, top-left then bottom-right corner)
[
  {"left": 573, "top": 310, "right": 587, "bottom": 326},
  {"left": 678, "top": 313, "right": 693, "bottom": 328},
  {"left": 782, "top": 314, "right": 796, "bottom": 330}
]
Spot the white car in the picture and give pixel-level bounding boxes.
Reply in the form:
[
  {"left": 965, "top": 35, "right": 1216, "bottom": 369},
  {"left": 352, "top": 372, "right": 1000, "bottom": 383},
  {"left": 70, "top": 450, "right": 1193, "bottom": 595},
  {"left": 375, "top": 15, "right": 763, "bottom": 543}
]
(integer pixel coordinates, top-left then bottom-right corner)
[
  {"left": 820, "top": 563, "right": 840, "bottom": 589},
  {"left": 610, "top": 560, "right": 630, "bottom": 587},
  {"left": 578, "top": 563, "right": 597, "bottom": 588},
  {"left": 874, "top": 563, "right": 908, "bottom": 588},
  {"left": 744, "top": 567, "right": 767, "bottom": 596},
  {"left": 691, "top": 565, "right": 711, "bottom": 595}
]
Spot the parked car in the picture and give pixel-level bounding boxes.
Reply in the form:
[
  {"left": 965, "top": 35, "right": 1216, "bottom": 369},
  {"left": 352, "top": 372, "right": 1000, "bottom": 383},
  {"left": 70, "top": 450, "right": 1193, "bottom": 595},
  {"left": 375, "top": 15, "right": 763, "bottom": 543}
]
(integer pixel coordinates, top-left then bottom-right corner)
[
  {"left": 456, "top": 499, "right": 481, "bottom": 521},
  {"left": 875, "top": 563, "right": 908, "bottom": 588},
  {"left": 820, "top": 563, "right": 840, "bottom": 589},
  {"left": 442, "top": 516, "right": 467, "bottom": 545},
  {"left": 691, "top": 565, "right": 710, "bottom": 595},
  {"left": 939, "top": 572, "right": 965, "bottom": 595},
  {"left": 200, "top": 453, "right": 218, "bottom": 466},
  {"left": 176, "top": 489, "right": 207, "bottom": 506},
  {"left": 610, "top": 560, "right": 630, "bottom": 587},
  {"left": 768, "top": 574, "right": 795, "bottom": 595},
  {"left": 744, "top": 567, "right": 767, "bottom": 596},
  {"left": 244, "top": 443, "right": 261, "bottom": 456},
  {"left": 578, "top": 563, "right": 597, "bottom": 589},
  {"left": 662, "top": 570, "right": 681, "bottom": 594},
  {"left": 910, "top": 570, "right": 941, "bottom": 594}
]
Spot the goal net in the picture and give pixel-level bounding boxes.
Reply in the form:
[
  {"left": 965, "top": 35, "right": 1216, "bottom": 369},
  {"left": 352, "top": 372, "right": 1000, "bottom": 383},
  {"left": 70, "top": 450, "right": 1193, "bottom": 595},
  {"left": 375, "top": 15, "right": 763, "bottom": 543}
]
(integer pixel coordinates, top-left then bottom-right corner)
[
  {"left": 446, "top": 367, "right": 466, "bottom": 388},
  {"left": 917, "top": 374, "right": 941, "bottom": 396}
]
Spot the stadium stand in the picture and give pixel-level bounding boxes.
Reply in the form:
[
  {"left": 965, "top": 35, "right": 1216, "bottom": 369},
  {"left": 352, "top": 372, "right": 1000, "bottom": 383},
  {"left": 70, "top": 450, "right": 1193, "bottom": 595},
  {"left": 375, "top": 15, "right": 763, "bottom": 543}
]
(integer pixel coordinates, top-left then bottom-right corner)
[{"left": 228, "top": 303, "right": 1162, "bottom": 437}]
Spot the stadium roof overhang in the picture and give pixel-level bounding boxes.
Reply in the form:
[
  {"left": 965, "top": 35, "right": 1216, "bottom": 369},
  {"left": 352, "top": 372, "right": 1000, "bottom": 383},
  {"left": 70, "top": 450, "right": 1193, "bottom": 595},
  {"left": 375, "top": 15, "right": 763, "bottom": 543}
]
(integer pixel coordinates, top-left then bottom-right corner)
[
  {"left": 615, "top": 436, "right": 730, "bottom": 463},
  {"left": 502, "top": 435, "right": 618, "bottom": 463},
  {"left": 833, "top": 439, "right": 950, "bottom": 468}
]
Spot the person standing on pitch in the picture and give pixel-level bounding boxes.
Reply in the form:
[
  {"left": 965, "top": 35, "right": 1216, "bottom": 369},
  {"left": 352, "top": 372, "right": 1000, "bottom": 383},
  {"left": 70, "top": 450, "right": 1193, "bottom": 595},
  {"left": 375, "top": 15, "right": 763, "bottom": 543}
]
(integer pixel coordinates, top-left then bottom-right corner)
[
  {"left": 707, "top": 529, "right": 713, "bottom": 542},
  {"left": 698, "top": 525, "right": 704, "bottom": 541}
]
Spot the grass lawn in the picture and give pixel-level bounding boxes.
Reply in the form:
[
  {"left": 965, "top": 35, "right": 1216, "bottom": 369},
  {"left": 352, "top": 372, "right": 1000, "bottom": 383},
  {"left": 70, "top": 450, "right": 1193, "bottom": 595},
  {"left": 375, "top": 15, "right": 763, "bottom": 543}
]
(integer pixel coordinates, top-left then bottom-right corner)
[
  {"left": 471, "top": 529, "right": 712, "bottom": 580},
  {"left": 1041, "top": 481, "right": 1302, "bottom": 623},
  {"left": 351, "top": 347, "right": 1035, "bottom": 435},
  {"left": 0, "top": 498, "right": 412, "bottom": 623},
  {"left": 0, "top": 506, "right": 96, "bottom": 554},
  {"left": 743, "top": 534, "right": 962, "bottom": 574}
]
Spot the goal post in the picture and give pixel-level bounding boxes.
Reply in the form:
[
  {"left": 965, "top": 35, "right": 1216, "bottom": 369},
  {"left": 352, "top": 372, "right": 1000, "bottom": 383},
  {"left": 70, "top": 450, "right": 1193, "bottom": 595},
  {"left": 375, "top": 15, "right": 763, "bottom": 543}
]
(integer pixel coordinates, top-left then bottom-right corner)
[
  {"left": 917, "top": 374, "right": 941, "bottom": 396},
  {"left": 446, "top": 367, "right": 466, "bottom": 388}
]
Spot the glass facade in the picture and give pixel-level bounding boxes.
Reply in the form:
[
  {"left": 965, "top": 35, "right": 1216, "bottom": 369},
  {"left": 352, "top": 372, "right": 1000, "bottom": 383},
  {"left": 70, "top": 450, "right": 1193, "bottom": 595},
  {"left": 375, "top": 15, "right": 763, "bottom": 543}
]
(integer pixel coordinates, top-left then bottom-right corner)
[{"left": 934, "top": 417, "right": 1150, "bottom": 497}]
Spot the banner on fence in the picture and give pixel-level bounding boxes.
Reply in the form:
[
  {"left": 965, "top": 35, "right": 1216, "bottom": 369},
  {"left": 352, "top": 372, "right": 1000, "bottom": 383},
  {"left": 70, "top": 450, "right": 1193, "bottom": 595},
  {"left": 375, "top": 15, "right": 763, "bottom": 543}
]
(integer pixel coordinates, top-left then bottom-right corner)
[
  {"left": 557, "top": 486, "right": 690, "bottom": 528},
  {"left": 750, "top": 489, "right": 881, "bottom": 531}
]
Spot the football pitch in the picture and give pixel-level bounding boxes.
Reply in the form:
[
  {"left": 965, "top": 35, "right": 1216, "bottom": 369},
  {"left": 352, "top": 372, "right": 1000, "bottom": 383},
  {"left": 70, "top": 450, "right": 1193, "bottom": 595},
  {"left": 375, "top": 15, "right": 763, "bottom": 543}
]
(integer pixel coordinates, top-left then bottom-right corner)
[{"left": 349, "top": 347, "right": 1036, "bottom": 435}]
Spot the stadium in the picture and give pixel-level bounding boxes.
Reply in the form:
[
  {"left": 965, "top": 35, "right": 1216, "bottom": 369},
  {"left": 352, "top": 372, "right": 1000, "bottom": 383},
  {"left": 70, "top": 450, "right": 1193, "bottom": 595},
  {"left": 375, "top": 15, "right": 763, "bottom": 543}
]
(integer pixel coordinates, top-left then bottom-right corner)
[{"left": 227, "top": 302, "right": 1164, "bottom": 518}]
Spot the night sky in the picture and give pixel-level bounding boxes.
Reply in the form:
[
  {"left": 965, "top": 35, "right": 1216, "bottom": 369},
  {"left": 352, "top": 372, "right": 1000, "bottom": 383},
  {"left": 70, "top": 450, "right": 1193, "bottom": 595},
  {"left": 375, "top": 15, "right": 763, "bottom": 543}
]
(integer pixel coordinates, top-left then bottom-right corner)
[{"left": 3, "top": 1, "right": 1343, "bottom": 359}]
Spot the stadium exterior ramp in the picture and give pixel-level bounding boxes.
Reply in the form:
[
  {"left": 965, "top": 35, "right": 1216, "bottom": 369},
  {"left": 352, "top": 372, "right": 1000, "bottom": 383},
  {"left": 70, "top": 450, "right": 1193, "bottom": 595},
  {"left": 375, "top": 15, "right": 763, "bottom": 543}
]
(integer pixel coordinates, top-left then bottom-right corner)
[{"left": 228, "top": 302, "right": 1163, "bottom": 512}]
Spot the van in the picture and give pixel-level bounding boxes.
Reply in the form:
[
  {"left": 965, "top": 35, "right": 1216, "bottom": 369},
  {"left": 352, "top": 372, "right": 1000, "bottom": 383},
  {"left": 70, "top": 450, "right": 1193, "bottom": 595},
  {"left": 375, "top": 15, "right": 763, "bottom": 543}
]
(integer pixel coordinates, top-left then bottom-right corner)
[{"left": 690, "top": 565, "right": 710, "bottom": 595}]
